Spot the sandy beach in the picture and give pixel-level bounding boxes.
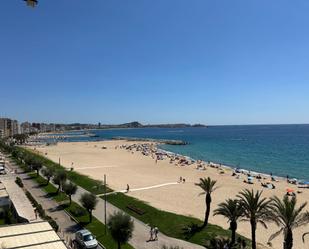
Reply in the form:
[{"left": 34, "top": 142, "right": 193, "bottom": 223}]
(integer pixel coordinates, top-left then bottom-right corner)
[{"left": 31, "top": 140, "right": 309, "bottom": 249}]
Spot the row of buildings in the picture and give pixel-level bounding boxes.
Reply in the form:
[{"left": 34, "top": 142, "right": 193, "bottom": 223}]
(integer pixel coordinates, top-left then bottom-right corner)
[
  {"left": 0, "top": 118, "right": 19, "bottom": 138},
  {"left": 20, "top": 122, "right": 57, "bottom": 134},
  {"left": 1, "top": 118, "right": 104, "bottom": 138},
  {"left": 0, "top": 118, "right": 59, "bottom": 138}
]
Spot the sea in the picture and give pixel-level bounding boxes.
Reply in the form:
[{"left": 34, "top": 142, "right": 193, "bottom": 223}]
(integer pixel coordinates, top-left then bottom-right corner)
[{"left": 47, "top": 124, "right": 309, "bottom": 181}]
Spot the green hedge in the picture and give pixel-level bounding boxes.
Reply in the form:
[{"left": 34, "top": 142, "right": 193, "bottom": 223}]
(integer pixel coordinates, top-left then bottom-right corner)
[
  {"left": 25, "top": 190, "right": 59, "bottom": 232},
  {"left": 15, "top": 177, "right": 24, "bottom": 188}
]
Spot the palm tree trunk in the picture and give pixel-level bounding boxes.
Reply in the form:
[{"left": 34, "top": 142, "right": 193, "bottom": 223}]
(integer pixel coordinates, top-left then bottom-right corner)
[
  {"left": 250, "top": 219, "right": 257, "bottom": 249},
  {"left": 284, "top": 229, "right": 293, "bottom": 249},
  {"left": 69, "top": 195, "right": 72, "bottom": 206},
  {"left": 203, "top": 193, "right": 211, "bottom": 227},
  {"left": 230, "top": 221, "right": 237, "bottom": 245},
  {"left": 89, "top": 210, "right": 92, "bottom": 223},
  {"left": 118, "top": 241, "right": 121, "bottom": 249}
]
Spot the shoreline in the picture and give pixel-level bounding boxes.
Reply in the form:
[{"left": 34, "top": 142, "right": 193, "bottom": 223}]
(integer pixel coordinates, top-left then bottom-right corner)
[
  {"left": 35, "top": 132, "right": 308, "bottom": 183},
  {"left": 155, "top": 143, "right": 305, "bottom": 184}
]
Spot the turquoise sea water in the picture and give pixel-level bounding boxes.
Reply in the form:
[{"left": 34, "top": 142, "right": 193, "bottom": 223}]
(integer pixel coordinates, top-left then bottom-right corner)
[{"left": 54, "top": 125, "right": 309, "bottom": 181}]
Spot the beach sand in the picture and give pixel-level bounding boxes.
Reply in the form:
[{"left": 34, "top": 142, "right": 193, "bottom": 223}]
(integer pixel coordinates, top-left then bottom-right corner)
[{"left": 31, "top": 141, "right": 309, "bottom": 249}]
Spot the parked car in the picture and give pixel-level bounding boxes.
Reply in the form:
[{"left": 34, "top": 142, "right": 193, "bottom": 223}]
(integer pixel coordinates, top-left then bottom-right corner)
[
  {"left": 75, "top": 229, "right": 98, "bottom": 249},
  {"left": 0, "top": 165, "right": 5, "bottom": 175}
]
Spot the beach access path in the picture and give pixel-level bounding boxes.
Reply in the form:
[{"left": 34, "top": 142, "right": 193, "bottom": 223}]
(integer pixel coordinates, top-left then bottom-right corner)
[{"left": 5, "top": 156, "right": 204, "bottom": 249}]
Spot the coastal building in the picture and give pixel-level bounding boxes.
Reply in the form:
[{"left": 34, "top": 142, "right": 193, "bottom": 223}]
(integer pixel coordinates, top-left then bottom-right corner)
[
  {"left": 12, "top": 120, "right": 19, "bottom": 136},
  {"left": 0, "top": 118, "right": 9, "bottom": 138},
  {"left": 21, "top": 122, "right": 56, "bottom": 134},
  {"left": 0, "top": 221, "right": 68, "bottom": 249},
  {"left": 21, "top": 122, "right": 32, "bottom": 134},
  {"left": 40, "top": 123, "right": 56, "bottom": 133},
  {"left": 0, "top": 118, "right": 19, "bottom": 138}
]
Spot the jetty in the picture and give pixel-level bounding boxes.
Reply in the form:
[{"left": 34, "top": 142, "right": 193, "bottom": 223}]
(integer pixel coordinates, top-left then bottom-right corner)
[{"left": 112, "top": 136, "right": 188, "bottom": 145}]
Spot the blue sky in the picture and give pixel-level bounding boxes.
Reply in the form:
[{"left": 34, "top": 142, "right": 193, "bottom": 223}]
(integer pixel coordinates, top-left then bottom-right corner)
[{"left": 1, "top": 0, "right": 309, "bottom": 125}]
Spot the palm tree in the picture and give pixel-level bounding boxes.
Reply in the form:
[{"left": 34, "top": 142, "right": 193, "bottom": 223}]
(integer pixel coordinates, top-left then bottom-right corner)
[
  {"left": 63, "top": 181, "right": 77, "bottom": 206},
  {"left": 268, "top": 196, "right": 309, "bottom": 249},
  {"left": 80, "top": 193, "right": 98, "bottom": 222},
  {"left": 214, "top": 199, "right": 244, "bottom": 245},
  {"left": 195, "top": 177, "right": 217, "bottom": 227},
  {"left": 237, "top": 189, "right": 271, "bottom": 249},
  {"left": 108, "top": 211, "right": 134, "bottom": 249}
]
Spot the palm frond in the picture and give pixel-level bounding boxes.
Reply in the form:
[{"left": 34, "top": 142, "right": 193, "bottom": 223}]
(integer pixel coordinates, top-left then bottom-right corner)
[
  {"left": 303, "top": 232, "right": 309, "bottom": 243},
  {"left": 268, "top": 228, "right": 284, "bottom": 242},
  {"left": 195, "top": 177, "right": 217, "bottom": 194}
]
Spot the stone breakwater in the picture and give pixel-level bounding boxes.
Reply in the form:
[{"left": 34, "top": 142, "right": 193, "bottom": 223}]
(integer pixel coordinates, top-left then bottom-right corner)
[{"left": 112, "top": 136, "right": 188, "bottom": 145}]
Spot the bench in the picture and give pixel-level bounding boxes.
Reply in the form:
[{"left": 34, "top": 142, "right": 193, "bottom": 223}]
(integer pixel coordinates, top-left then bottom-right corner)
[{"left": 126, "top": 204, "right": 146, "bottom": 215}]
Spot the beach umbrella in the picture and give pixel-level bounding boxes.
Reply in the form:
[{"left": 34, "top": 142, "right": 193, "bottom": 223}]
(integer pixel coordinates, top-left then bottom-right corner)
[{"left": 286, "top": 188, "right": 294, "bottom": 193}]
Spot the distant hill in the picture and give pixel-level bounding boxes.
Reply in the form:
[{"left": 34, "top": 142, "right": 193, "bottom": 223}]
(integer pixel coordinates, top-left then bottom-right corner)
[
  {"left": 143, "top": 123, "right": 207, "bottom": 128},
  {"left": 46, "top": 121, "right": 207, "bottom": 131},
  {"left": 100, "top": 122, "right": 207, "bottom": 129}
]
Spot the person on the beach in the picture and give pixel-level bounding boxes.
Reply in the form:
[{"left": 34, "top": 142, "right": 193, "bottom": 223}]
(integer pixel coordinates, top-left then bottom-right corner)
[
  {"left": 154, "top": 226, "right": 159, "bottom": 240},
  {"left": 179, "top": 176, "right": 182, "bottom": 183},
  {"left": 126, "top": 184, "right": 130, "bottom": 193}
]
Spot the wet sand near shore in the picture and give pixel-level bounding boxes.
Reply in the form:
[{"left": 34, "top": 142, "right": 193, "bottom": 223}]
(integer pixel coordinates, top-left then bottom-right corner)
[{"left": 31, "top": 141, "right": 309, "bottom": 249}]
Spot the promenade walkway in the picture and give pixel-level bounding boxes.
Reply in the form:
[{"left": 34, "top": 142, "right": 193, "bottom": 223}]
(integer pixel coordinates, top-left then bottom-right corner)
[{"left": 3, "top": 158, "right": 93, "bottom": 249}]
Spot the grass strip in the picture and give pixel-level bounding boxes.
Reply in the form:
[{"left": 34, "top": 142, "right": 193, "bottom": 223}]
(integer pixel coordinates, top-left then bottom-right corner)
[{"left": 106, "top": 193, "right": 249, "bottom": 247}]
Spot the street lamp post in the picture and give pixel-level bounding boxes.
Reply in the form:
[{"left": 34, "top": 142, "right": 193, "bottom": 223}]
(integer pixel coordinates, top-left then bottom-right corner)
[{"left": 104, "top": 174, "right": 107, "bottom": 235}]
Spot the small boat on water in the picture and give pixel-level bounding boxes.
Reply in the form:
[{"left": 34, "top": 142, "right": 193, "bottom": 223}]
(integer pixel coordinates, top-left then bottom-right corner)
[{"left": 87, "top": 133, "right": 99, "bottom": 138}]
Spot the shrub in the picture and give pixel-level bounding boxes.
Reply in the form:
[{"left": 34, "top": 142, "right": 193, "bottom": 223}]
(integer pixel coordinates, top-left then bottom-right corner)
[
  {"left": 182, "top": 222, "right": 200, "bottom": 239},
  {"left": 70, "top": 204, "right": 86, "bottom": 217},
  {"left": 46, "top": 215, "right": 59, "bottom": 232},
  {"left": 24, "top": 190, "right": 59, "bottom": 232},
  {"left": 15, "top": 177, "right": 23, "bottom": 188}
]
